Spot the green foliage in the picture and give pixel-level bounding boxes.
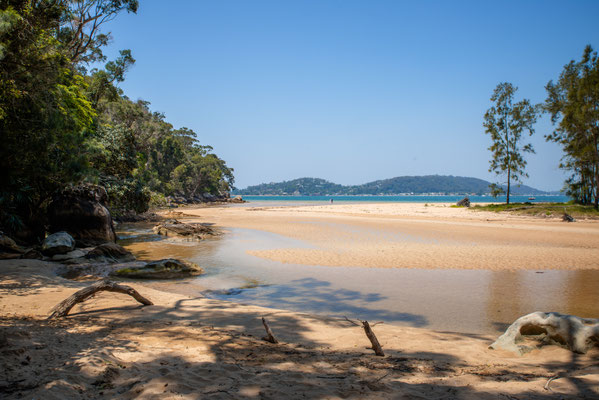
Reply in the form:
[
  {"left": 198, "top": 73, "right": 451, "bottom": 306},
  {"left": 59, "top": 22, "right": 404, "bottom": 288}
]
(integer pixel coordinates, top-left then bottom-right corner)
[
  {"left": 483, "top": 82, "right": 538, "bottom": 204},
  {"left": 544, "top": 45, "right": 599, "bottom": 208},
  {"left": 0, "top": 1, "right": 234, "bottom": 240}
]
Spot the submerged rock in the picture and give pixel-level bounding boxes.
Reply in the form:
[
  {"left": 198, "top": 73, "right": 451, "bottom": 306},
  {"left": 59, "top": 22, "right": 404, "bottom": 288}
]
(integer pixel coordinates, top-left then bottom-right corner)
[
  {"left": 42, "top": 231, "right": 75, "bottom": 256},
  {"left": 111, "top": 258, "right": 204, "bottom": 279},
  {"left": 152, "top": 220, "right": 216, "bottom": 239}
]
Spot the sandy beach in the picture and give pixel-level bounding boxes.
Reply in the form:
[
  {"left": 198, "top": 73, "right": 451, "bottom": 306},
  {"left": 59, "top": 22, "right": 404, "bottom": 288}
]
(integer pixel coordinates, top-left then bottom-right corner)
[
  {"left": 1, "top": 203, "right": 599, "bottom": 399},
  {"left": 181, "top": 202, "right": 599, "bottom": 270}
]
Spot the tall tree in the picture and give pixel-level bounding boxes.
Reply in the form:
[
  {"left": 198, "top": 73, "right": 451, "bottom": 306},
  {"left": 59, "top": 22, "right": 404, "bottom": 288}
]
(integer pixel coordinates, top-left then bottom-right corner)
[
  {"left": 483, "top": 82, "right": 538, "bottom": 204},
  {"left": 545, "top": 45, "right": 599, "bottom": 209}
]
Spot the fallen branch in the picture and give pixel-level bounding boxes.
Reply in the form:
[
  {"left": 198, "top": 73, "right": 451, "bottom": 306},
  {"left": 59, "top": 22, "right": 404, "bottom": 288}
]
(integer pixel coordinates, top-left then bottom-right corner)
[
  {"left": 544, "top": 375, "right": 559, "bottom": 391},
  {"left": 48, "top": 279, "right": 153, "bottom": 319},
  {"left": 261, "top": 317, "right": 278, "bottom": 344},
  {"left": 343, "top": 316, "right": 360, "bottom": 326},
  {"left": 362, "top": 320, "right": 385, "bottom": 357}
]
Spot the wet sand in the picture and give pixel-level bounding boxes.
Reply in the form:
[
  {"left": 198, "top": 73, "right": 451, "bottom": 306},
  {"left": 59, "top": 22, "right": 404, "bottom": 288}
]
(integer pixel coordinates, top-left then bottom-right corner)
[{"left": 180, "top": 202, "right": 599, "bottom": 270}]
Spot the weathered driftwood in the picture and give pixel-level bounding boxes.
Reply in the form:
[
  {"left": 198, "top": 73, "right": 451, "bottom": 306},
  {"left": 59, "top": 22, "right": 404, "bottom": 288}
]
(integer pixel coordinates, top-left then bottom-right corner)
[
  {"left": 48, "top": 279, "right": 153, "bottom": 319},
  {"left": 261, "top": 317, "right": 278, "bottom": 344},
  {"left": 489, "top": 312, "right": 599, "bottom": 355},
  {"left": 362, "top": 320, "right": 385, "bottom": 356},
  {"left": 343, "top": 316, "right": 385, "bottom": 356}
]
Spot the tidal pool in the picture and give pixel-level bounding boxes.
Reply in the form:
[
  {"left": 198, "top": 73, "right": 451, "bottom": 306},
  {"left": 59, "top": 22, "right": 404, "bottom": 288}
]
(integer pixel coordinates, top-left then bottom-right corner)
[{"left": 117, "top": 223, "right": 599, "bottom": 335}]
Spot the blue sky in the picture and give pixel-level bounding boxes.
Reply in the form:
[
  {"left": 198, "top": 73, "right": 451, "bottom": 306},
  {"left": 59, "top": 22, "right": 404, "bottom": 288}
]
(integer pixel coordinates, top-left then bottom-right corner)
[{"left": 100, "top": 0, "right": 599, "bottom": 191}]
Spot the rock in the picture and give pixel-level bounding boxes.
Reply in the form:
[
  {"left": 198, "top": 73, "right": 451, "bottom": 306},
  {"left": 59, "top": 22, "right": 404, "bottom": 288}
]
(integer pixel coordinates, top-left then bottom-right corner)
[
  {"left": 47, "top": 184, "right": 117, "bottom": 246},
  {"left": 456, "top": 197, "right": 471, "bottom": 207},
  {"left": 230, "top": 195, "right": 245, "bottom": 203},
  {"left": 0, "top": 252, "right": 22, "bottom": 260},
  {"left": 490, "top": 312, "right": 599, "bottom": 355},
  {"left": 563, "top": 212, "right": 575, "bottom": 222},
  {"left": 0, "top": 233, "right": 24, "bottom": 254},
  {"left": 21, "top": 249, "right": 44, "bottom": 260},
  {"left": 152, "top": 220, "right": 216, "bottom": 239},
  {"left": 42, "top": 231, "right": 75, "bottom": 256},
  {"left": 111, "top": 258, "right": 204, "bottom": 279},
  {"left": 85, "top": 243, "right": 135, "bottom": 263},
  {"left": 202, "top": 192, "right": 215, "bottom": 201},
  {"left": 52, "top": 249, "right": 87, "bottom": 261}
]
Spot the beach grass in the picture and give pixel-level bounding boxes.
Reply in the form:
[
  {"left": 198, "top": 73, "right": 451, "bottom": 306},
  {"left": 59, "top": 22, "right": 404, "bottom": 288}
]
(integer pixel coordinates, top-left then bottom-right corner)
[{"left": 472, "top": 202, "right": 599, "bottom": 219}]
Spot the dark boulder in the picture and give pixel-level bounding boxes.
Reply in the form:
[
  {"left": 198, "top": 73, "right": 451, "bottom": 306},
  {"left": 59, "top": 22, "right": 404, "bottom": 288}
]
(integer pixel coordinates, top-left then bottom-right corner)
[
  {"left": 47, "top": 185, "right": 117, "bottom": 246},
  {"left": 456, "top": 197, "right": 471, "bottom": 207},
  {"left": 111, "top": 258, "right": 204, "bottom": 279}
]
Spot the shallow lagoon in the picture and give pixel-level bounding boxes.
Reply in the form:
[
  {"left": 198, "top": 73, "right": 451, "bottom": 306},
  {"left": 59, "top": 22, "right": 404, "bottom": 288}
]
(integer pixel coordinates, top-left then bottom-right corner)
[{"left": 118, "top": 222, "right": 599, "bottom": 335}]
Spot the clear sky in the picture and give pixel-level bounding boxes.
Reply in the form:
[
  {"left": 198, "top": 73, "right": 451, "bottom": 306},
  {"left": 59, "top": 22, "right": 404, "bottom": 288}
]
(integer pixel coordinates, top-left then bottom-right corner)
[{"left": 100, "top": 0, "right": 599, "bottom": 191}]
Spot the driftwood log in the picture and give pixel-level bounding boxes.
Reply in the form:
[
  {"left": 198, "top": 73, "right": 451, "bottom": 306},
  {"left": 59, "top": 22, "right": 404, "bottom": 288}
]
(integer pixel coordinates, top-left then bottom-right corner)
[
  {"left": 489, "top": 312, "right": 599, "bottom": 355},
  {"left": 261, "top": 317, "right": 279, "bottom": 344},
  {"left": 48, "top": 279, "right": 153, "bottom": 319}
]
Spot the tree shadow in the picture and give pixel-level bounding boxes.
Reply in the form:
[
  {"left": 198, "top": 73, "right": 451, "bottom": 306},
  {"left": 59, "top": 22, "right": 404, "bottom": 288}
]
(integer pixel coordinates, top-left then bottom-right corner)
[
  {"left": 205, "top": 277, "right": 428, "bottom": 327},
  {"left": 2, "top": 308, "right": 594, "bottom": 399}
]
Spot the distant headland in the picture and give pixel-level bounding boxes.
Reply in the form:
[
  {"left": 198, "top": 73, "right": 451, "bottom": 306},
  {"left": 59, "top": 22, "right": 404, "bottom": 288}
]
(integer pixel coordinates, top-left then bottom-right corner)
[{"left": 233, "top": 175, "right": 555, "bottom": 196}]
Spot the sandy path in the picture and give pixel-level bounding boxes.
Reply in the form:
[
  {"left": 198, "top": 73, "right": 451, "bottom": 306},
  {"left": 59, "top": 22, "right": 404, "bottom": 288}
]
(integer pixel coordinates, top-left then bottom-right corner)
[
  {"left": 178, "top": 203, "right": 599, "bottom": 270},
  {"left": 1, "top": 260, "right": 598, "bottom": 399}
]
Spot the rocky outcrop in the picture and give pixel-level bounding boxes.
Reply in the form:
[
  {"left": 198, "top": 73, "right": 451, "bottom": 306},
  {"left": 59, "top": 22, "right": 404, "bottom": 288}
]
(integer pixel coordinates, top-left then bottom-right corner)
[
  {"left": 85, "top": 242, "right": 135, "bottom": 263},
  {"left": 456, "top": 197, "right": 471, "bottom": 207},
  {"left": 152, "top": 220, "right": 217, "bottom": 239},
  {"left": 111, "top": 258, "right": 204, "bottom": 279},
  {"left": 41, "top": 231, "right": 75, "bottom": 256},
  {"left": 47, "top": 184, "right": 116, "bottom": 246}
]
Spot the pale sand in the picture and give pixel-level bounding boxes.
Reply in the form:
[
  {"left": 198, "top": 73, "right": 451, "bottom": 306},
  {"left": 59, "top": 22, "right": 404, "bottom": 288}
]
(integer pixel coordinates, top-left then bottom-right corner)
[
  {"left": 178, "top": 202, "right": 599, "bottom": 270},
  {"left": 1, "top": 260, "right": 598, "bottom": 399}
]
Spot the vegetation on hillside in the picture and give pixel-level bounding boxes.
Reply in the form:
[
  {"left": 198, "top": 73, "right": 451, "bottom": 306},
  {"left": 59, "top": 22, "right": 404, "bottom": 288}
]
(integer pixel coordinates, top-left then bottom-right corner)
[
  {"left": 0, "top": 1, "right": 233, "bottom": 240},
  {"left": 233, "top": 176, "right": 547, "bottom": 196}
]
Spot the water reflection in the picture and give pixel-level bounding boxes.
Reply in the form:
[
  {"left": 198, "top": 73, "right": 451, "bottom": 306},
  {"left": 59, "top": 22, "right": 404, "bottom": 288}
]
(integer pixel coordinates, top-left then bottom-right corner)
[{"left": 117, "top": 223, "right": 599, "bottom": 334}]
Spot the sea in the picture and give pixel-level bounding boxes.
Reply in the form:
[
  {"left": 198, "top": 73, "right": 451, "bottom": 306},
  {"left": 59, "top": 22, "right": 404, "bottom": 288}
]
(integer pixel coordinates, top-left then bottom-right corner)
[{"left": 238, "top": 194, "right": 570, "bottom": 206}]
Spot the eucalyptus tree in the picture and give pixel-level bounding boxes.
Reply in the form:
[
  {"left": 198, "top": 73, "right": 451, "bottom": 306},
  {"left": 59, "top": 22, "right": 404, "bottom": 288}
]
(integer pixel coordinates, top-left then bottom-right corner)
[
  {"left": 545, "top": 45, "right": 599, "bottom": 208},
  {"left": 483, "top": 82, "right": 538, "bottom": 204}
]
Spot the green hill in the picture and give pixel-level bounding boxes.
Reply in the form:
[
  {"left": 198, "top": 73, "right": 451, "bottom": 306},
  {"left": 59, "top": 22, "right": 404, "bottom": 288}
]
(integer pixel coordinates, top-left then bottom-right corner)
[{"left": 233, "top": 175, "right": 549, "bottom": 196}]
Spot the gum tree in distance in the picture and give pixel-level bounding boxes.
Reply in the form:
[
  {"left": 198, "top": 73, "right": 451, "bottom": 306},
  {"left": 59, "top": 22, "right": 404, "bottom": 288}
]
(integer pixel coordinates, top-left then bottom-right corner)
[{"left": 483, "top": 82, "right": 538, "bottom": 204}]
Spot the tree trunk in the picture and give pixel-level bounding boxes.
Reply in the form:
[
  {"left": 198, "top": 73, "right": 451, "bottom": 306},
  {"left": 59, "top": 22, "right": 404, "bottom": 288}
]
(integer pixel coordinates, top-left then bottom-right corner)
[{"left": 507, "top": 167, "right": 511, "bottom": 205}]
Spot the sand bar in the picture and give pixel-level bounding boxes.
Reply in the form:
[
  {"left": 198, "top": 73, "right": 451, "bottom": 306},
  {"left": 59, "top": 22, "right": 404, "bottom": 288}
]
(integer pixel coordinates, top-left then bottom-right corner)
[{"left": 179, "top": 202, "right": 599, "bottom": 270}]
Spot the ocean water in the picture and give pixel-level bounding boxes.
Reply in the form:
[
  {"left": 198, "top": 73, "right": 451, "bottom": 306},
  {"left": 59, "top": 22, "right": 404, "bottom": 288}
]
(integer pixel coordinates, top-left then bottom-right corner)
[{"left": 240, "top": 194, "right": 569, "bottom": 205}]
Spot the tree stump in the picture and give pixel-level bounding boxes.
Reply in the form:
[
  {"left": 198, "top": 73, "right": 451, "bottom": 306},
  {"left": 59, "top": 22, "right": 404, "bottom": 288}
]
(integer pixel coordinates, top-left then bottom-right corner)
[
  {"left": 489, "top": 312, "right": 599, "bottom": 355},
  {"left": 48, "top": 279, "right": 153, "bottom": 319}
]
